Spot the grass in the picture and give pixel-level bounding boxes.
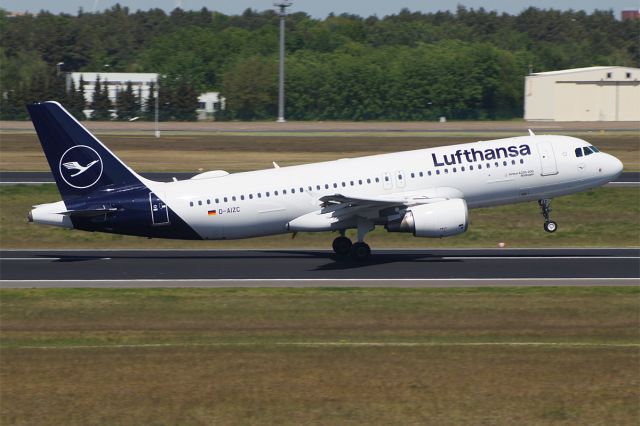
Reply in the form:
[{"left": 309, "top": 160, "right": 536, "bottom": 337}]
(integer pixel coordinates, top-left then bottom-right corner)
[
  {"left": 1, "top": 131, "right": 638, "bottom": 172},
  {"left": 1, "top": 287, "right": 638, "bottom": 425},
  {"left": 1, "top": 185, "right": 638, "bottom": 248}
]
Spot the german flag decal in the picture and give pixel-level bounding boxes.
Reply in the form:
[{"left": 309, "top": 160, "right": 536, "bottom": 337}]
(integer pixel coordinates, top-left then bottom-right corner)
[{"left": 208, "top": 210, "right": 217, "bottom": 216}]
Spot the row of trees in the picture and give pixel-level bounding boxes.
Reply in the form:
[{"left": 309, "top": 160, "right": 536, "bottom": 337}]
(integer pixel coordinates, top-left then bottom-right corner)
[
  {"left": 0, "top": 71, "right": 199, "bottom": 121},
  {"left": 1, "top": 5, "right": 638, "bottom": 120}
]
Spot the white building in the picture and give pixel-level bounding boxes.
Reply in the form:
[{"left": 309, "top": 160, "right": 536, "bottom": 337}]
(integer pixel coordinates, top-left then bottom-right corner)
[
  {"left": 67, "top": 72, "right": 159, "bottom": 108},
  {"left": 524, "top": 66, "right": 640, "bottom": 121},
  {"left": 196, "top": 92, "right": 225, "bottom": 120}
]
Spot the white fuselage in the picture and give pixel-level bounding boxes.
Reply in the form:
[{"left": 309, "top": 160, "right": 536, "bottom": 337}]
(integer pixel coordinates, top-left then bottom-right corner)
[{"left": 144, "top": 135, "right": 622, "bottom": 240}]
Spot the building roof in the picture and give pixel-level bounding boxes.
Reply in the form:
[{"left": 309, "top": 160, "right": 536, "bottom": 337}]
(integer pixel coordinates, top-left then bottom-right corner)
[
  {"left": 530, "top": 66, "right": 638, "bottom": 76},
  {"left": 69, "top": 72, "right": 158, "bottom": 83}
]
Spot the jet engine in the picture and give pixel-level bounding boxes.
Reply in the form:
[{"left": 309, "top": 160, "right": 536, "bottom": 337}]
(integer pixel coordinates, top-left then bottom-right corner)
[{"left": 385, "top": 199, "right": 468, "bottom": 238}]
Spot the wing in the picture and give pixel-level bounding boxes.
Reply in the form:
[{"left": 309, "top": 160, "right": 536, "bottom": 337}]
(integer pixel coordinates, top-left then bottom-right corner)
[{"left": 288, "top": 187, "right": 464, "bottom": 232}]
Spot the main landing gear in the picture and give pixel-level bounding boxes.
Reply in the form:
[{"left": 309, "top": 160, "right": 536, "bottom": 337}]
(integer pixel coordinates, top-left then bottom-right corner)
[
  {"left": 332, "top": 219, "right": 374, "bottom": 261},
  {"left": 538, "top": 199, "right": 558, "bottom": 233}
]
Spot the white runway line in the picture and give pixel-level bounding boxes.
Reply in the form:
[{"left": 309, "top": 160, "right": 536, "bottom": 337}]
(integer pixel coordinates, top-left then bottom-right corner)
[
  {"left": 1, "top": 277, "right": 638, "bottom": 282},
  {"left": 0, "top": 257, "right": 111, "bottom": 261},
  {"left": 442, "top": 256, "right": 639, "bottom": 260},
  {"left": 1, "top": 256, "right": 637, "bottom": 261}
]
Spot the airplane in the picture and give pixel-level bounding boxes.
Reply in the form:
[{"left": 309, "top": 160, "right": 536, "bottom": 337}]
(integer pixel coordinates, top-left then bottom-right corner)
[{"left": 27, "top": 101, "right": 623, "bottom": 260}]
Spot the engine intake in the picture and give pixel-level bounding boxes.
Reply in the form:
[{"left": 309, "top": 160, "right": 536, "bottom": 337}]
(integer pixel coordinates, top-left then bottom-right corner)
[{"left": 385, "top": 199, "right": 468, "bottom": 238}]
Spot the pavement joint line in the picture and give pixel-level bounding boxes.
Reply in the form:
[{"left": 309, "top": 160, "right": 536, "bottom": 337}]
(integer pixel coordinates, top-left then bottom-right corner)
[{"left": 8, "top": 341, "right": 640, "bottom": 350}]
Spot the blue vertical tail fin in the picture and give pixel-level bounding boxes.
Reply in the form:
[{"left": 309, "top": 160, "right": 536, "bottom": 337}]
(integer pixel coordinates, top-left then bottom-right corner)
[{"left": 27, "top": 101, "right": 147, "bottom": 204}]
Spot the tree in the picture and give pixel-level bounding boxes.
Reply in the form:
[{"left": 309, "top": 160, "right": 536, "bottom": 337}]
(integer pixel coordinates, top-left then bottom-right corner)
[
  {"left": 156, "top": 76, "right": 198, "bottom": 121},
  {"left": 220, "top": 56, "right": 277, "bottom": 120},
  {"left": 115, "top": 81, "right": 140, "bottom": 120},
  {"left": 90, "top": 76, "right": 112, "bottom": 120},
  {"left": 65, "top": 78, "right": 87, "bottom": 120},
  {"left": 144, "top": 81, "right": 157, "bottom": 121}
]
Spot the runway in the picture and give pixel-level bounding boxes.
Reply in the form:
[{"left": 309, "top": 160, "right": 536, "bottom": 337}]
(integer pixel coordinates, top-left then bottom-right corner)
[
  {"left": 1, "top": 248, "right": 638, "bottom": 288},
  {"left": 1, "top": 171, "right": 639, "bottom": 186}
]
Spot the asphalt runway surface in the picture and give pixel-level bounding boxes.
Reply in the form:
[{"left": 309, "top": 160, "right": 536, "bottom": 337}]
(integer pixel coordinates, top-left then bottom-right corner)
[
  {"left": 1, "top": 171, "right": 638, "bottom": 185},
  {"left": 1, "top": 248, "right": 638, "bottom": 288}
]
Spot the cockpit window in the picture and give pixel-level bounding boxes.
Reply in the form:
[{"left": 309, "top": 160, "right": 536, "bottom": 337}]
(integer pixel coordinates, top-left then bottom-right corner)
[
  {"left": 590, "top": 145, "right": 600, "bottom": 153},
  {"left": 584, "top": 146, "right": 594, "bottom": 156},
  {"left": 575, "top": 148, "right": 583, "bottom": 157}
]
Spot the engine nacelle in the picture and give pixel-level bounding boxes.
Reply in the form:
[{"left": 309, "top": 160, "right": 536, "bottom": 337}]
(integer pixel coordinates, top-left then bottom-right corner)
[{"left": 385, "top": 199, "right": 468, "bottom": 238}]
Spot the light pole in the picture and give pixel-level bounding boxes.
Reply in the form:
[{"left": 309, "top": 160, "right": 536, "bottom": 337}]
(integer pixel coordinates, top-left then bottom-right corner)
[
  {"left": 274, "top": 1, "right": 291, "bottom": 123},
  {"left": 56, "top": 62, "right": 64, "bottom": 76},
  {"left": 154, "top": 78, "right": 160, "bottom": 138}
]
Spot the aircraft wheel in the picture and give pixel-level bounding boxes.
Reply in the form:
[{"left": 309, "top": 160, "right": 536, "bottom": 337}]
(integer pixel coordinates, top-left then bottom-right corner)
[
  {"left": 350, "top": 242, "right": 371, "bottom": 261},
  {"left": 544, "top": 220, "right": 558, "bottom": 233},
  {"left": 332, "top": 236, "right": 352, "bottom": 256}
]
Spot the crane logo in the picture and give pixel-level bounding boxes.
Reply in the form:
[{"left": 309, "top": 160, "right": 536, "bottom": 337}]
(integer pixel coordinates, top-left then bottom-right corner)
[{"left": 58, "top": 145, "right": 103, "bottom": 189}]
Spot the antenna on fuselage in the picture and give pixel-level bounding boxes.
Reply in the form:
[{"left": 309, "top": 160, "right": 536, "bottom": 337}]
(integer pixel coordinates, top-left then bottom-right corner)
[{"left": 528, "top": 129, "right": 536, "bottom": 136}]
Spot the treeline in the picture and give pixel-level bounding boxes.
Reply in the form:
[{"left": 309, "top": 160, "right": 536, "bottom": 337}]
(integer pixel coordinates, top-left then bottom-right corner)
[{"left": 0, "top": 5, "right": 638, "bottom": 120}]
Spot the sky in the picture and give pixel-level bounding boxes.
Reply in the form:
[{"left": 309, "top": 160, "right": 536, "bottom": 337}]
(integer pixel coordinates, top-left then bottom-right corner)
[{"left": 2, "top": 0, "right": 637, "bottom": 18}]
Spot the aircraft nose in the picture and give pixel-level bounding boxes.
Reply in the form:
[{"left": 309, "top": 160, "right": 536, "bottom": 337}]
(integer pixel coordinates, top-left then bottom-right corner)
[{"left": 604, "top": 154, "right": 623, "bottom": 180}]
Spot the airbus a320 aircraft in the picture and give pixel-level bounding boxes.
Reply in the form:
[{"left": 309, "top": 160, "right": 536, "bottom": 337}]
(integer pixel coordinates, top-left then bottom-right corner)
[{"left": 28, "top": 102, "right": 623, "bottom": 260}]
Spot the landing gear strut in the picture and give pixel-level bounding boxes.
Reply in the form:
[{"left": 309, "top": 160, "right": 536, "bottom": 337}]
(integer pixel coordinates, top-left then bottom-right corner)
[{"left": 538, "top": 199, "right": 558, "bottom": 233}]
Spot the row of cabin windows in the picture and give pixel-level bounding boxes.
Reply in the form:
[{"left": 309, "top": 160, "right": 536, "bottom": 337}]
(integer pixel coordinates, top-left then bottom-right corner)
[{"left": 189, "top": 157, "right": 526, "bottom": 207}]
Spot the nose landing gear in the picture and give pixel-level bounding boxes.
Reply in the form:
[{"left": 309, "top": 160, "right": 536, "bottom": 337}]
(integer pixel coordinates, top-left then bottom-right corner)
[{"left": 538, "top": 199, "right": 558, "bottom": 233}]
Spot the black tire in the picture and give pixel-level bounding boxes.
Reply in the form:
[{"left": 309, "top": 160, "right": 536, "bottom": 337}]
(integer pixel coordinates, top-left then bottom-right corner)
[
  {"left": 332, "top": 236, "right": 352, "bottom": 256},
  {"left": 544, "top": 220, "right": 558, "bottom": 233},
  {"left": 350, "top": 242, "right": 371, "bottom": 261}
]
